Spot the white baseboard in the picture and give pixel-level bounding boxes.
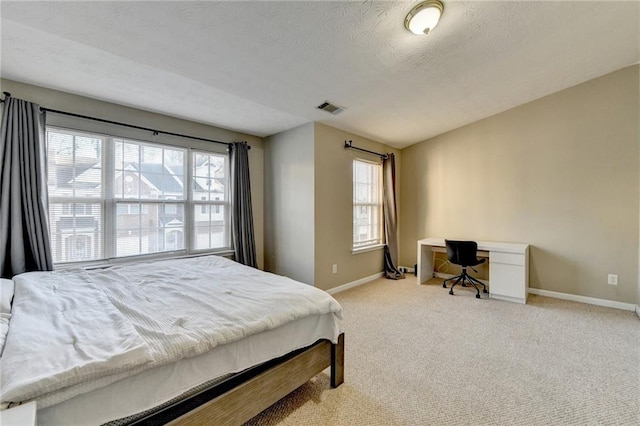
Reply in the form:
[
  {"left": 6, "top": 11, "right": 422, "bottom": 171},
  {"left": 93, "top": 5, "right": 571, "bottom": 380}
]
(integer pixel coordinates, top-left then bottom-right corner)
[
  {"left": 528, "top": 288, "right": 636, "bottom": 311},
  {"left": 326, "top": 272, "right": 384, "bottom": 295},
  {"left": 398, "top": 265, "right": 415, "bottom": 274},
  {"left": 325, "top": 273, "right": 640, "bottom": 314}
]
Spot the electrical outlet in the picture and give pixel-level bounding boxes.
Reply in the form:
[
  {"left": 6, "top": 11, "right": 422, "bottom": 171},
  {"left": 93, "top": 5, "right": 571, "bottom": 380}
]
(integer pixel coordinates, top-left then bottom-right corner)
[
  {"left": 607, "top": 274, "right": 618, "bottom": 285},
  {"left": 332, "top": 264, "right": 338, "bottom": 274}
]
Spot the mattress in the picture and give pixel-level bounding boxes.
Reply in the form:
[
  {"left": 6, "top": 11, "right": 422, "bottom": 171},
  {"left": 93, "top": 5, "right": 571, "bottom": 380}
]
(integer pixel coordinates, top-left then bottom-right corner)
[
  {"left": 0, "top": 255, "right": 343, "bottom": 424},
  {"left": 38, "top": 312, "right": 339, "bottom": 425}
]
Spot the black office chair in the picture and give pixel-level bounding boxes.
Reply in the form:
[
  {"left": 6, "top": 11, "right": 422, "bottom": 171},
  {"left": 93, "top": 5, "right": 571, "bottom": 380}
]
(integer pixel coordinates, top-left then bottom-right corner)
[{"left": 442, "top": 240, "right": 488, "bottom": 299}]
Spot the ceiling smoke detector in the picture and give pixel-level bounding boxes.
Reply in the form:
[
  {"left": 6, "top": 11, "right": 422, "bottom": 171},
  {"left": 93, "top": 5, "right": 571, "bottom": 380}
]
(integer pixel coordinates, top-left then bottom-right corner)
[{"left": 316, "top": 101, "right": 346, "bottom": 115}]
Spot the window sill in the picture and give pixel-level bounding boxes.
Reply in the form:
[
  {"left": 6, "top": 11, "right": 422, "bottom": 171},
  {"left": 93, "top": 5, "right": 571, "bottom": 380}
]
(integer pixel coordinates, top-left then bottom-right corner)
[
  {"left": 352, "top": 244, "right": 385, "bottom": 255},
  {"left": 53, "top": 249, "right": 235, "bottom": 271}
]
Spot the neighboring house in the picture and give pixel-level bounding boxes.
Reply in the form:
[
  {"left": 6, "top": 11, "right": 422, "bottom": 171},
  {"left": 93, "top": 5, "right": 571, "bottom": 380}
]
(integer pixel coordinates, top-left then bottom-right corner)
[
  {"left": 48, "top": 145, "right": 102, "bottom": 263},
  {"left": 113, "top": 162, "right": 185, "bottom": 257},
  {"left": 48, "top": 155, "right": 226, "bottom": 263}
]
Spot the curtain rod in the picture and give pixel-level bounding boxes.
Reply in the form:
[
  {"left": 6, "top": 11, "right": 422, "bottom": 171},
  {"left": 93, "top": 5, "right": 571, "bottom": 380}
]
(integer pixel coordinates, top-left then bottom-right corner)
[
  {"left": 344, "top": 140, "right": 388, "bottom": 160},
  {"left": 0, "top": 92, "right": 247, "bottom": 149}
]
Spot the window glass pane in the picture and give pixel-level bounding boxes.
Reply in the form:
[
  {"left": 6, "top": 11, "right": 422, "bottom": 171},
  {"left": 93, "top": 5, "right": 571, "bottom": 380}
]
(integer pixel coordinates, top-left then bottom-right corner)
[
  {"left": 192, "top": 152, "right": 229, "bottom": 251},
  {"left": 72, "top": 137, "right": 102, "bottom": 198},
  {"left": 49, "top": 202, "right": 103, "bottom": 262},
  {"left": 116, "top": 203, "right": 184, "bottom": 256},
  {"left": 47, "top": 130, "right": 102, "bottom": 198},
  {"left": 193, "top": 153, "right": 227, "bottom": 201},
  {"left": 165, "top": 149, "right": 184, "bottom": 200},
  {"left": 353, "top": 159, "right": 382, "bottom": 248},
  {"left": 47, "top": 128, "right": 104, "bottom": 264},
  {"left": 193, "top": 205, "right": 228, "bottom": 250},
  {"left": 123, "top": 141, "right": 140, "bottom": 163},
  {"left": 115, "top": 141, "right": 184, "bottom": 201},
  {"left": 353, "top": 205, "right": 377, "bottom": 246}
]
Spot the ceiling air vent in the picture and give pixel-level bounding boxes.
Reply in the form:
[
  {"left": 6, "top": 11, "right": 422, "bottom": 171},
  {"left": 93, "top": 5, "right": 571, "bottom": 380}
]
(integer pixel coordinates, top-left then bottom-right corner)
[{"left": 316, "top": 101, "right": 346, "bottom": 115}]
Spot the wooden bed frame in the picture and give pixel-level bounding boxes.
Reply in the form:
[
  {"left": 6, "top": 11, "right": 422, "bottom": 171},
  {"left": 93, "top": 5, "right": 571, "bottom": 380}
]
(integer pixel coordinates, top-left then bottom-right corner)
[{"left": 129, "top": 333, "right": 344, "bottom": 425}]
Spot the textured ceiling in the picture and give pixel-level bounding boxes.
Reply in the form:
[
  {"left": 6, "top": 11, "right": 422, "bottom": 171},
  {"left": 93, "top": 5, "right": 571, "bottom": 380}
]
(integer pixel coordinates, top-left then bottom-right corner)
[{"left": 1, "top": 1, "right": 639, "bottom": 148}]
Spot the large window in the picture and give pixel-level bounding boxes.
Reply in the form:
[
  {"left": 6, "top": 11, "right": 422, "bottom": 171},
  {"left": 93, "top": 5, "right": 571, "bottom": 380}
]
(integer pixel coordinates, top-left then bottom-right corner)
[
  {"left": 352, "top": 159, "right": 383, "bottom": 250},
  {"left": 47, "top": 127, "right": 231, "bottom": 264}
]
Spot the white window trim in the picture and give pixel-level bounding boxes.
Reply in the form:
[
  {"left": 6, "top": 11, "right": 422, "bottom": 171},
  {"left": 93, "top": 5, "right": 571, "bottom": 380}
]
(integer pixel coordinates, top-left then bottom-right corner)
[
  {"left": 47, "top": 125, "right": 233, "bottom": 266},
  {"left": 352, "top": 158, "right": 384, "bottom": 251},
  {"left": 352, "top": 243, "right": 385, "bottom": 255},
  {"left": 191, "top": 150, "right": 231, "bottom": 253}
]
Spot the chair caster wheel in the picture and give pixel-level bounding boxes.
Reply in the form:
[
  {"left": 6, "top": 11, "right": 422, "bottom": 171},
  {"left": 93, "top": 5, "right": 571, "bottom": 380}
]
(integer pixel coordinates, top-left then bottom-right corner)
[
  {"left": 449, "top": 290, "right": 454, "bottom": 295},
  {"left": 442, "top": 283, "right": 447, "bottom": 288},
  {"left": 476, "top": 294, "right": 481, "bottom": 299},
  {"left": 483, "top": 289, "right": 488, "bottom": 293}
]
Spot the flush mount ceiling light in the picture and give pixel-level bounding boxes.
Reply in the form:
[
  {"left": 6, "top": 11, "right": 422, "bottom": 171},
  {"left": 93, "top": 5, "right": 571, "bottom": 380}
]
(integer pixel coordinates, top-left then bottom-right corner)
[{"left": 404, "top": 0, "right": 444, "bottom": 35}]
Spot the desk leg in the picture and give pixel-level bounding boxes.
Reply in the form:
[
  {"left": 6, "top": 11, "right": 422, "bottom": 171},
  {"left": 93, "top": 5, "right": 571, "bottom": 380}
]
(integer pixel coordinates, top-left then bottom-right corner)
[{"left": 417, "top": 243, "right": 434, "bottom": 284}]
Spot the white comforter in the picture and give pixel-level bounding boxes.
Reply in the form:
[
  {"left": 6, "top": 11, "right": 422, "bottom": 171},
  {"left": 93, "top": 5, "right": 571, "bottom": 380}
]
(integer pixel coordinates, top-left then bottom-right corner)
[{"left": 0, "top": 256, "right": 342, "bottom": 408}]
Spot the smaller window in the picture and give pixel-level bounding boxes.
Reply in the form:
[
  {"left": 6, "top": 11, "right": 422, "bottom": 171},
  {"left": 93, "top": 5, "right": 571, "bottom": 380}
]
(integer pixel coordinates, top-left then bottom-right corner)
[{"left": 352, "top": 159, "right": 383, "bottom": 250}]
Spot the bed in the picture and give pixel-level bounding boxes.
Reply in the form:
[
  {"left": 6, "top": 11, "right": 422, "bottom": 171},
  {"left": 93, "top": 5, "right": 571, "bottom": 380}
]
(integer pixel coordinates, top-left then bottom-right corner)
[{"left": 0, "top": 255, "right": 344, "bottom": 425}]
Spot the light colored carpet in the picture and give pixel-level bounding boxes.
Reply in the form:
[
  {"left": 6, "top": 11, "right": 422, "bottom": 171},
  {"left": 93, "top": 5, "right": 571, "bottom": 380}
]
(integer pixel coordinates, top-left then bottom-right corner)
[{"left": 246, "top": 277, "right": 640, "bottom": 425}]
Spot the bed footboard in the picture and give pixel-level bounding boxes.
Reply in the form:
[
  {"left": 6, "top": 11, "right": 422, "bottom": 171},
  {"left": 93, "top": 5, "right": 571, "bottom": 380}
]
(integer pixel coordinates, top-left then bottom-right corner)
[{"left": 132, "top": 333, "right": 344, "bottom": 426}]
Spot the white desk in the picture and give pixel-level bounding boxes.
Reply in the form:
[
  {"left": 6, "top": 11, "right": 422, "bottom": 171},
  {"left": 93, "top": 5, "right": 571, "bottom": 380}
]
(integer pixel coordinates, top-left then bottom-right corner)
[{"left": 417, "top": 238, "right": 529, "bottom": 304}]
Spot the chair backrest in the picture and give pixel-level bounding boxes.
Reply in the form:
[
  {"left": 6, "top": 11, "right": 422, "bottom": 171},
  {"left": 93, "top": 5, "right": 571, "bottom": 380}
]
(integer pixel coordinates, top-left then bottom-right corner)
[{"left": 445, "top": 240, "right": 479, "bottom": 267}]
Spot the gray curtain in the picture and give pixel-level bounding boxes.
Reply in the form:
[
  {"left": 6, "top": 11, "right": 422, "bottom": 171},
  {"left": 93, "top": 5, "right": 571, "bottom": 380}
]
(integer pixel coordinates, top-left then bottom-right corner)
[
  {"left": 230, "top": 142, "right": 257, "bottom": 268},
  {"left": 0, "top": 96, "right": 53, "bottom": 278},
  {"left": 383, "top": 153, "right": 404, "bottom": 280}
]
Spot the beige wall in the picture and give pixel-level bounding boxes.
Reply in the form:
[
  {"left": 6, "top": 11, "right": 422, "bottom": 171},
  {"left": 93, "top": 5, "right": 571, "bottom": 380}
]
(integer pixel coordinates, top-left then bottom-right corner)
[
  {"left": 1, "top": 79, "right": 265, "bottom": 269},
  {"left": 264, "top": 122, "right": 400, "bottom": 291},
  {"left": 400, "top": 65, "right": 640, "bottom": 304},
  {"left": 264, "top": 123, "right": 316, "bottom": 285},
  {"left": 314, "top": 123, "right": 401, "bottom": 291}
]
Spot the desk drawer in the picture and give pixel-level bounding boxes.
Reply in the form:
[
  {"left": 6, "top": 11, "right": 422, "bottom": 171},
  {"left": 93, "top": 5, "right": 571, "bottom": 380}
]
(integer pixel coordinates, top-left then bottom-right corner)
[
  {"left": 489, "top": 262, "right": 527, "bottom": 302},
  {"left": 490, "top": 252, "right": 525, "bottom": 266}
]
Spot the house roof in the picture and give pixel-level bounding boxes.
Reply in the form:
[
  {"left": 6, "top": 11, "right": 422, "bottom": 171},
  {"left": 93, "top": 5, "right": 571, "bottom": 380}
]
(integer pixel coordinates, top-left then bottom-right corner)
[
  {"left": 171, "top": 165, "right": 208, "bottom": 192},
  {"left": 63, "top": 161, "right": 215, "bottom": 194},
  {"left": 131, "top": 163, "right": 183, "bottom": 194}
]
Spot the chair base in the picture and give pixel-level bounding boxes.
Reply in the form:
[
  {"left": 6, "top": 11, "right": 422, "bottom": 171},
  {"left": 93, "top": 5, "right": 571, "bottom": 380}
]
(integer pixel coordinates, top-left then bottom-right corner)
[{"left": 442, "top": 268, "right": 488, "bottom": 299}]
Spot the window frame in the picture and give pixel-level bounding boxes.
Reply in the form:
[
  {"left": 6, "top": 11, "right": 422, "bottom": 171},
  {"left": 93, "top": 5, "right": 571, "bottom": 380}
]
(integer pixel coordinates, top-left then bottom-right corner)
[
  {"left": 191, "top": 150, "right": 231, "bottom": 253},
  {"left": 46, "top": 125, "right": 234, "bottom": 267},
  {"left": 352, "top": 158, "right": 384, "bottom": 252},
  {"left": 47, "top": 128, "right": 106, "bottom": 264}
]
